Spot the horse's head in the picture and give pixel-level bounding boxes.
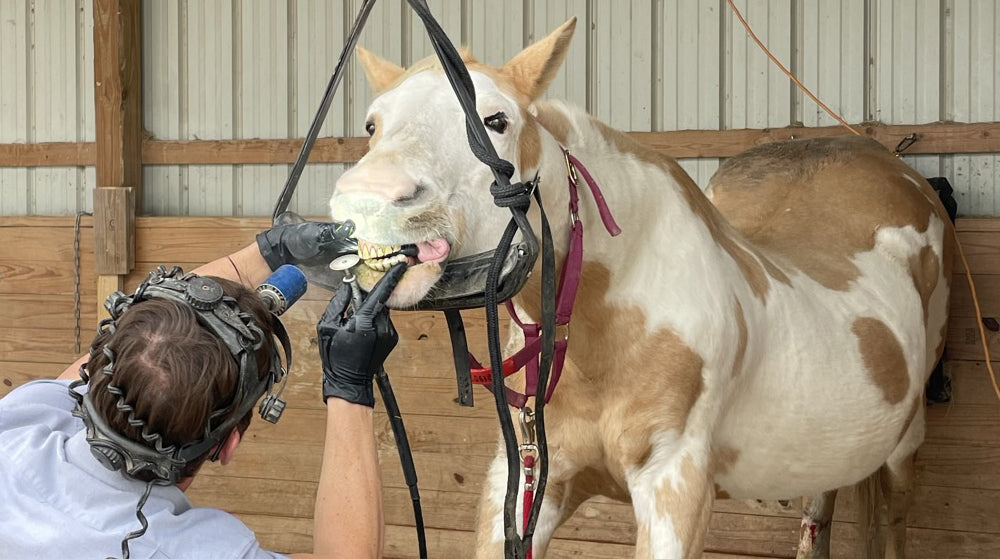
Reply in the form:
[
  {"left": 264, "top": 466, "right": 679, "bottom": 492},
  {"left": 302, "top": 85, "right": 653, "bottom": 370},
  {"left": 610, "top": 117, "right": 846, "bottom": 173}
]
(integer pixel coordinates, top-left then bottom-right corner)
[{"left": 329, "top": 18, "right": 577, "bottom": 307}]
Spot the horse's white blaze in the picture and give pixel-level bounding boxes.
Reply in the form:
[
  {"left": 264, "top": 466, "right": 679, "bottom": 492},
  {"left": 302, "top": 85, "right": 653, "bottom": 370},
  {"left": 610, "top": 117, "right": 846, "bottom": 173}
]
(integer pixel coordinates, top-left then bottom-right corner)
[{"left": 334, "top": 18, "right": 952, "bottom": 559}]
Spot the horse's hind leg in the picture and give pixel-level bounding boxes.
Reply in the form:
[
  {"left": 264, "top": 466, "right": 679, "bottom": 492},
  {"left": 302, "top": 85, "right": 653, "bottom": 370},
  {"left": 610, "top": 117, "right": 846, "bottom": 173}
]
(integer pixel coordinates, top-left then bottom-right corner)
[
  {"left": 879, "top": 399, "right": 925, "bottom": 559},
  {"left": 881, "top": 454, "right": 915, "bottom": 559},
  {"left": 795, "top": 490, "right": 837, "bottom": 559}
]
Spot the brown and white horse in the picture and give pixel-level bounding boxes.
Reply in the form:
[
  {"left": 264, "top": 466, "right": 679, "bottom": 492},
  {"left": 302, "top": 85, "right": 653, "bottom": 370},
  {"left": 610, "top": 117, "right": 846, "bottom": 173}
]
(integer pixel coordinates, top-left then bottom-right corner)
[{"left": 329, "top": 18, "right": 952, "bottom": 559}]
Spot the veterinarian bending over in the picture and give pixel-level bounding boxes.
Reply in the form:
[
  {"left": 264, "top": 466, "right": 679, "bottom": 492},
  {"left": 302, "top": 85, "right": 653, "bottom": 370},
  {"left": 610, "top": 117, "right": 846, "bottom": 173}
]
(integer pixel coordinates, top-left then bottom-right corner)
[{"left": 0, "top": 221, "right": 403, "bottom": 559}]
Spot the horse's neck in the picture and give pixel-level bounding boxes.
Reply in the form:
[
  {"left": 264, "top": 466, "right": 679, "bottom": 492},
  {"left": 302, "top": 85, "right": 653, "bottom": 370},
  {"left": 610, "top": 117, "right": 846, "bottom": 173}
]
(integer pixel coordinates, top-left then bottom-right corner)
[
  {"left": 536, "top": 102, "right": 743, "bottom": 276},
  {"left": 525, "top": 102, "right": 758, "bottom": 346}
]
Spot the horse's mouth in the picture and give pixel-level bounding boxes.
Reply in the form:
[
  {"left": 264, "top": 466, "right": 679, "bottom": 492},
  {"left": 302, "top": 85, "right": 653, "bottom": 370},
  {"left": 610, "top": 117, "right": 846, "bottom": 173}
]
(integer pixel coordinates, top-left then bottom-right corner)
[{"left": 357, "top": 238, "right": 451, "bottom": 272}]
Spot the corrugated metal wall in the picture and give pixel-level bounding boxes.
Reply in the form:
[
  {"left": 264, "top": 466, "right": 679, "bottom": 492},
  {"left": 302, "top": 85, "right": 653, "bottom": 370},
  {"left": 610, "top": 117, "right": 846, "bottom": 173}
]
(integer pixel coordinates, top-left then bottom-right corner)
[
  {"left": 0, "top": 0, "right": 95, "bottom": 215},
  {"left": 0, "top": 0, "right": 997, "bottom": 216}
]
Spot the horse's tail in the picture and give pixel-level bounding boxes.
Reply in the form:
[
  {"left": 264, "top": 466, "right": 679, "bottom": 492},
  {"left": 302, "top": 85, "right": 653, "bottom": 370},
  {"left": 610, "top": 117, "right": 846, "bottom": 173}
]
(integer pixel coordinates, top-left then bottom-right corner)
[{"left": 855, "top": 467, "right": 886, "bottom": 558}]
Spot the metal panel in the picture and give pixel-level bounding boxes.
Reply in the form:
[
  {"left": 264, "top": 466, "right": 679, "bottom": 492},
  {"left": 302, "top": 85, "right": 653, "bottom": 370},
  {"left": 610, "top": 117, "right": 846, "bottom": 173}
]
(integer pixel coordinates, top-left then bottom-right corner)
[
  {"left": 591, "top": 0, "right": 653, "bottom": 131},
  {"left": 940, "top": 0, "right": 999, "bottom": 217},
  {"left": 142, "top": 0, "right": 184, "bottom": 215},
  {"left": 292, "top": 0, "right": 349, "bottom": 219},
  {"left": 799, "top": 0, "right": 865, "bottom": 127},
  {"left": 235, "top": 0, "right": 290, "bottom": 216},
  {"left": 726, "top": 0, "right": 794, "bottom": 129},
  {"left": 0, "top": 0, "right": 29, "bottom": 213},
  {"left": 531, "top": 0, "right": 588, "bottom": 108},
  {"left": 467, "top": 0, "right": 524, "bottom": 66},
  {"left": 185, "top": 0, "right": 235, "bottom": 216},
  {"left": 30, "top": 0, "right": 91, "bottom": 215},
  {"left": 4, "top": 1, "right": 1000, "bottom": 217},
  {"left": 660, "top": 0, "right": 722, "bottom": 188},
  {"left": 408, "top": 0, "right": 463, "bottom": 65}
]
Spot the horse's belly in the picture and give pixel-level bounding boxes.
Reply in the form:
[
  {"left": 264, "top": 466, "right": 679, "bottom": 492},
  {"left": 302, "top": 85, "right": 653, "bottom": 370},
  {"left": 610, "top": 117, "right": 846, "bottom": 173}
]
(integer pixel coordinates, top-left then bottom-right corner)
[{"left": 712, "top": 340, "right": 921, "bottom": 499}]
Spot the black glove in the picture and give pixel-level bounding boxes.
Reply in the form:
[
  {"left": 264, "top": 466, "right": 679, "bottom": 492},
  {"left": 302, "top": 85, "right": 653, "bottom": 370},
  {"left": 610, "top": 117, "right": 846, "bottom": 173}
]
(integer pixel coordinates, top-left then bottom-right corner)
[
  {"left": 256, "top": 215, "right": 357, "bottom": 271},
  {"left": 317, "top": 264, "right": 406, "bottom": 406}
]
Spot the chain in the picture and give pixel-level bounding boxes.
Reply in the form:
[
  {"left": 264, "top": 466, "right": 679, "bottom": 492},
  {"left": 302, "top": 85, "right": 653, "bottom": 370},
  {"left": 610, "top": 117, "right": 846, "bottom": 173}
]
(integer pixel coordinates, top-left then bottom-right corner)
[{"left": 74, "top": 211, "right": 92, "bottom": 353}]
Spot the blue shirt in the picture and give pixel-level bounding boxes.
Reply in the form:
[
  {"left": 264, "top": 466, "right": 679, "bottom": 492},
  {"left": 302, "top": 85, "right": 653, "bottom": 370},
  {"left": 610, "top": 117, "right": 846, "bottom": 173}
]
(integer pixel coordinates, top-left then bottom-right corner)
[{"left": 0, "top": 380, "right": 290, "bottom": 559}]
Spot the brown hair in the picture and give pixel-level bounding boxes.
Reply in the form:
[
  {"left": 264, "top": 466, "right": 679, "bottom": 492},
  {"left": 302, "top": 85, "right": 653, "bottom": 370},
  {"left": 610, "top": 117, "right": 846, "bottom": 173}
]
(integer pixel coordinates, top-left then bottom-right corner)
[{"left": 85, "top": 276, "right": 276, "bottom": 481}]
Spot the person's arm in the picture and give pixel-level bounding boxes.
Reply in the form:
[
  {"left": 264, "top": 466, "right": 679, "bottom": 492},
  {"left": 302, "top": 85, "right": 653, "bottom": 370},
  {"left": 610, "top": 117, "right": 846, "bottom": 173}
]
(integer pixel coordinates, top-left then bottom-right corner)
[
  {"left": 291, "top": 264, "right": 404, "bottom": 559},
  {"left": 311, "top": 399, "right": 384, "bottom": 558},
  {"left": 192, "top": 242, "right": 273, "bottom": 288}
]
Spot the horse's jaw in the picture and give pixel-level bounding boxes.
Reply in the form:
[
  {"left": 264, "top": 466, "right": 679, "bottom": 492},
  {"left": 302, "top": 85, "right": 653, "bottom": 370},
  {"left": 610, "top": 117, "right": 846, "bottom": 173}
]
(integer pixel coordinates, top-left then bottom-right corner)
[{"left": 354, "top": 260, "right": 445, "bottom": 307}]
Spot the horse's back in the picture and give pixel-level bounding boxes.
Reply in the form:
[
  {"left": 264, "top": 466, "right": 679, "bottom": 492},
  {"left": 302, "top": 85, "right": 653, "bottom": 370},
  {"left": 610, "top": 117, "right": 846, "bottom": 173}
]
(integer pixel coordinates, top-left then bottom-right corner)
[{"left": 706, "top": 135, "right": 952, "bottom": 291}]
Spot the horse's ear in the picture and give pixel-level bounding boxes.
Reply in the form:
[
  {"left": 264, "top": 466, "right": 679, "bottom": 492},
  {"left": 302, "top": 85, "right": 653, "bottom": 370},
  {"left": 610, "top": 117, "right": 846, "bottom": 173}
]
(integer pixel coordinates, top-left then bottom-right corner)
[
  {"left": 500, "top": 17, "right": 576, "bottom": 101},
  {"left": 356, "top": 46, "right": 405, "bottom": 94}
]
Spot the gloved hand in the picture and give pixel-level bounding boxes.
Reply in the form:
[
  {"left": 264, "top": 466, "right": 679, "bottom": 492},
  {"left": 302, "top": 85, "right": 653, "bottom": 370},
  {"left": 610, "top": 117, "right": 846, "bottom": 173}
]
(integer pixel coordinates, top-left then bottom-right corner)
[
  {"left": 317, "top": 263, "right": 406, "bottom": 406},
  {"left": 256, "top": 214, "right": 357, "bottom": 271}
]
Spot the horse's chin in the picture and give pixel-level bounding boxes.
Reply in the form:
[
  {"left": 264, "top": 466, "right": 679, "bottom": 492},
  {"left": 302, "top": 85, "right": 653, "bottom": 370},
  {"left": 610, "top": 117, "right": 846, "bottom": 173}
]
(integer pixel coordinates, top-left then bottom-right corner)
[{"left": 355, "top": 261, "right": 443, "bottom": 308}]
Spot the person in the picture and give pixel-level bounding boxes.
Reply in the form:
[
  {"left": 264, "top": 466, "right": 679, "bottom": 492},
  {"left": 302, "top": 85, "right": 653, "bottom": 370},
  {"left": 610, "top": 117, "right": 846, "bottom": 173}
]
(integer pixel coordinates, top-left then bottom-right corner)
[{"left": 0, "top": 220, "right": 404, "bottom": 559}]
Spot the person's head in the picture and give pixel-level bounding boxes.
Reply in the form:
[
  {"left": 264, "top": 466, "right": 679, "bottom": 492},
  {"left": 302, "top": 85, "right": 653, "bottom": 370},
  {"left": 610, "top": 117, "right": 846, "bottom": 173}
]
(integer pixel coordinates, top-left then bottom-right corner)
[{"left": 84, "top": 275, "right": 277, "bottom": 482}]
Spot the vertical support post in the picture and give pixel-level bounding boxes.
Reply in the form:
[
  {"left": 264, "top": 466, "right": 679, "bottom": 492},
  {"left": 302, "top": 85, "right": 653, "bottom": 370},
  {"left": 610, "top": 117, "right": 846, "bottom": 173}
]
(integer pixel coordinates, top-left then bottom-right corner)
[{"left": 93, "top": 0, "right": 142, "bottom": 318}]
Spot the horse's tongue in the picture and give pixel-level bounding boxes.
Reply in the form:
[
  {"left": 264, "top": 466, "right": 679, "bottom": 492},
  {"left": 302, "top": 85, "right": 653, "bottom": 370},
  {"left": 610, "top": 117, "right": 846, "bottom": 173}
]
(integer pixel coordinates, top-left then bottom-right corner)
[{"left": 416, "top": 238, "right": 450, "bottom": 263}]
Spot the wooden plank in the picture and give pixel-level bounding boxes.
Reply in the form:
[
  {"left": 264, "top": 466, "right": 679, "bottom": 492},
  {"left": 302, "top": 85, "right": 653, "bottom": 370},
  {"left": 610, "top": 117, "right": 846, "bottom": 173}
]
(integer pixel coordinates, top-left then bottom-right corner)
[
  {"left": 96, "top": 275, "right": 123, "bottom": 323},
  {"left": 0, "top": 141, "right": 96, "bottom": 167},
  {"left": 133, "top": 226, "right": 259, "bottom": 263},
  {"left": 953, "top": 231, "right": 1000, "bottom": 275},
  {"left": 1, "top": 121, "right": 999, "bottom": 169},
  {"left": 93, "top": 186, "right": 135, "bottom": 274},
  {"left": 945, "top": 315, "right": 1000, "bottom": 362},
  {"left": 0, "top": 294, "right": 97, "bottom": 330},
  {"left": 0, "top": 361, "right": 68, "bottom": 398},
  {"left": 0, "top": 226, "right": 95, "bottom": 262},
  {"left": 142, "top": 137, "right": 370, "bottom": 165},
  {"left": 950, "top": 274, "right": 1000, "bottom": 318},
  {"left": 231, "top": 501, "right": 1000, "bottom": 559},
  {"left": 0, "top": 261, "right": 98, "bottom": 296},
  {"left": 93, "top": 0, "right": 142, "bottom": 200},
  {"left": 0, "top": 327, "right": 82, "bottom": 364}
]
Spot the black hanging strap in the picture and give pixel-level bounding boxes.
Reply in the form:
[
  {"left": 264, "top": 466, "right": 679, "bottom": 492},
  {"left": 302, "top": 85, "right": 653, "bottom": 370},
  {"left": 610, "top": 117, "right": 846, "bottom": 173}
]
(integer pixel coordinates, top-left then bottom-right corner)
[
  {"left": 445, "top": 310, "right": 475, "bottom": 407},
  {"left": 271, "top": 0, "right": 378, "bottom": 221}
]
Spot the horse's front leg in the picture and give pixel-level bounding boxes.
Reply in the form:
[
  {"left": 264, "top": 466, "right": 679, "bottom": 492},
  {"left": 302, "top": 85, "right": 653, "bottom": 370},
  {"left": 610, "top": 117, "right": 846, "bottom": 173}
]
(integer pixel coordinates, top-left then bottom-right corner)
[
  {"left": 631, "top": 449, "right": 715, "bottom": 559},
  {"left": 473, "top": 444, "right": 575, "bottom": 558}
]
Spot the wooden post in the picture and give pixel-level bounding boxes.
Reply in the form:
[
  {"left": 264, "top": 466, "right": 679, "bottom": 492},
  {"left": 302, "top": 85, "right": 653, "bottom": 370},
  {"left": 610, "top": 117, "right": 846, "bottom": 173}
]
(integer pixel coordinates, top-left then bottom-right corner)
[{"left": 93, "top": 0, "right": 142, "bottom": 317}]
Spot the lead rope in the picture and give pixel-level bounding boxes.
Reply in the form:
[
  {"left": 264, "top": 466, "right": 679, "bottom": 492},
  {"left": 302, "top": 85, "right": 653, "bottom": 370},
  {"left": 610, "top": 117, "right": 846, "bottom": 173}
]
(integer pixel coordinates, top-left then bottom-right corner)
[{"left": 405, "top": 2, "right": 555, "bottom": 558}]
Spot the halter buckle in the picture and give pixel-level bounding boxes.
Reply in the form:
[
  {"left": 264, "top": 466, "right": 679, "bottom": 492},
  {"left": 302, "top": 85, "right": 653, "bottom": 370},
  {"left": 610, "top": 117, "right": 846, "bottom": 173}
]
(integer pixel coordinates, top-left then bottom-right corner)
[{"left": 563, "top": 149, "right": 579, "bottom": 186}]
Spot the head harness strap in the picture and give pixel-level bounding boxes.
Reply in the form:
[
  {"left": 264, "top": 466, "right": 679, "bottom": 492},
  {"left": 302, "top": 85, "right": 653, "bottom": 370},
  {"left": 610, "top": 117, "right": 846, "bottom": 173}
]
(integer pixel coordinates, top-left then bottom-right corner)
[{"left": 69, "top": 266, "right": 291, "bottom": 485}]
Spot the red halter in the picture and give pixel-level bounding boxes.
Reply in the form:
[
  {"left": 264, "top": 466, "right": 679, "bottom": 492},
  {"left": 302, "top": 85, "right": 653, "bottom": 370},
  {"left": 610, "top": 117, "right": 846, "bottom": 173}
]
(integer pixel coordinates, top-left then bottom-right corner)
[{"left": 468, "top": 147, "right": 622, "bottom": 408}]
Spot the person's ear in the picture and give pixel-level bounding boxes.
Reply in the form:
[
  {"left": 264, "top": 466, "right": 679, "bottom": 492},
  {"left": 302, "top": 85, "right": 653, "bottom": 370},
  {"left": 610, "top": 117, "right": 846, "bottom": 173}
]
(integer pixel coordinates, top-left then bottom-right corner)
[{"left": 218, "top": 429, "right": 242, "bottom": 466}]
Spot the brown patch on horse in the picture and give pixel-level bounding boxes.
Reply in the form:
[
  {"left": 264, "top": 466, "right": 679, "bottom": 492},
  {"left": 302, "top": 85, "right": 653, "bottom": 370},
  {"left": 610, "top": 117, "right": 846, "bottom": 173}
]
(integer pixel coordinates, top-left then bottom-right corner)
[
  {"left": 852, "top": 317, "right": 910, "bottom": 404},
  {"left": 652, "top": 454, "right": 713, "bottom": 558},
  {"left": 732, "top": 298, "right": 748, "bottom": 376},
  {"left": 519, "top": 115, "right": 542, "bottom": 174},
  {"left": 534, "top": 102, "right": 573, "bottom": 145},
  {"left": 517, "top": 262, "right": 704, "bottom": 482},
  {"left": 711, "top": 446, "right": 739, "bottom": 499},
  {"left": 589, "top": 118, "right": 783, "bottom": 303},
  {"left": 709, "top": 136, "right": 949, "bottom": 292},
  {"left": 909, "top": 245, "right": 940, "bottom": 321}
]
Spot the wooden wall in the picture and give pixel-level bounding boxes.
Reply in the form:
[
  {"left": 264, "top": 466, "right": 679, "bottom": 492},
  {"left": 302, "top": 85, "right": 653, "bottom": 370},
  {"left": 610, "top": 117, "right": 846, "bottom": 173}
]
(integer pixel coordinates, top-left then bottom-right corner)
[{"left": 2, "top": 216, "right": 1000, "bottom": 558}]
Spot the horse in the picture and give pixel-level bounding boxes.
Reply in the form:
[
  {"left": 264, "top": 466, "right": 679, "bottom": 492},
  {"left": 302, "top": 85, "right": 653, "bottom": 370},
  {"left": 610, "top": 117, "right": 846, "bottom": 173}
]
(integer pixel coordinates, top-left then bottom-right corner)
[{"left": 327, "top": 17, "right": 953, "bottom": 559}]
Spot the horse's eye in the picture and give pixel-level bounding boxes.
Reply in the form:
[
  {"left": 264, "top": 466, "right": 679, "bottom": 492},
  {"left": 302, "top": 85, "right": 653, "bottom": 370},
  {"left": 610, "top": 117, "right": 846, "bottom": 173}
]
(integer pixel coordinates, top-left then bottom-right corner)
[
  {"left": 484, "top": 112, "right": 508, "bottom": 134},
  {"left": 365, "top": 120, "right": 376, "bottom": 136}
]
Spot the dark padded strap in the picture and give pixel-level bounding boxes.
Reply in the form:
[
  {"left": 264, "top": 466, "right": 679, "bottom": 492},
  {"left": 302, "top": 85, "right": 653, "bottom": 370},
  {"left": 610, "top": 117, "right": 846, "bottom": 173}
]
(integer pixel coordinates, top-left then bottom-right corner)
[{"left": 445, "top": 309, "right": 475, "bottom": 407}]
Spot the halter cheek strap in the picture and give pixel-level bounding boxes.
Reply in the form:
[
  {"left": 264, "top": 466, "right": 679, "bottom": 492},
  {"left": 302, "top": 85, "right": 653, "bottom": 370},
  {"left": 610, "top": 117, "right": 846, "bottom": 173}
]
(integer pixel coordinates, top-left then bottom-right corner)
[{"left": 449, "top": 148, "right": 621, "bottom": 408}]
